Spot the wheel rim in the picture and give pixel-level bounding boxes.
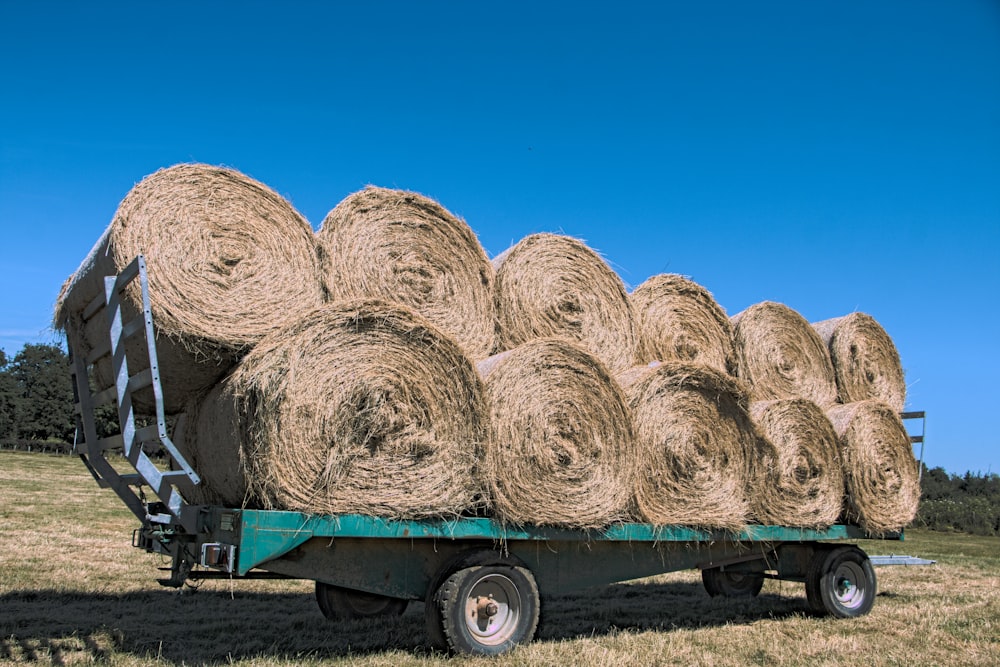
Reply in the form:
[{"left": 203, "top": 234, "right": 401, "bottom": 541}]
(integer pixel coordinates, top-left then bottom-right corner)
[
  {"left": 708, "top": 567, "right": 764, "bottom": 596},
  {"left": 832, "top": 561, "right": 867, "bottom": 610},
  {"left": 723, "top": 572, "right": 753, "bottom": 592},
  {"left": 345, "top": 590, "right": 394, "bottom": 615},
  {"left": 463, "top": 573, "right": 521, "bottom": 646}
]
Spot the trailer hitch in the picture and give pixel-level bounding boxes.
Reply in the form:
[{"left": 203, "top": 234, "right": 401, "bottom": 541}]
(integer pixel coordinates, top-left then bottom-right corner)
[{"left": 157, "top": 549, "right": 195, "bottom": 588}]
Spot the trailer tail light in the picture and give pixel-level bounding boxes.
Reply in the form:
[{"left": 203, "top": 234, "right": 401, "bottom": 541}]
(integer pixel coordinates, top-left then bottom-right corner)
[{"left": 201, "top": 542, "right": 237, "bottom": 572}]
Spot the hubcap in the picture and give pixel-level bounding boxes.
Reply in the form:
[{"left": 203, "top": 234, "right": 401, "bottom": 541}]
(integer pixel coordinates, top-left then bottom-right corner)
[
  {"left": 832, "top": 561, "right": 866, "bottom": 609},
  {"left": 347, "top": 590, "right": 393, "bottom": 615},
  {"left": 464, "top": 573, "right": 521, "bottom": 646},
  {"left": 725, "top": 573, "right": 750, "bottom": 587}
]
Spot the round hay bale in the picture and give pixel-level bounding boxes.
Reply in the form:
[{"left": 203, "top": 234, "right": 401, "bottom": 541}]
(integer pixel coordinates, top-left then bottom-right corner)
[
  {"left": 476, "top": 338, "right": 636, "bottom": 528},
  {"left": 184, "top": 300, "right": 487, "bottom": 518},
  {"left": 813, "top": 313, "right": 906, "bottom": 412},
  {"left": 618, "top": 362, "right": 756, "bottom": 530},
  {"left": 730, "top": 301, "right": 838, "bottom": 408},
  {"left": 630, "top": 273, "right": 736, "bottom": 374},
  {"left": 826, "top": 400, "right": 920, "bottom": 534},
  {"left": 493, "top": 233, "right": 639, "bottom": 373},
  {"left": 170, "top": 407, "right": 239, "bottom": 507},
  {"left": 54, "top": 163, "right": 327, "bottom": 413},
  {"left": 749, "top": 399, "right": 844, "bottom": 528},
  {"left": 317, "top": 186, "right": 496, "bottom": 359}
]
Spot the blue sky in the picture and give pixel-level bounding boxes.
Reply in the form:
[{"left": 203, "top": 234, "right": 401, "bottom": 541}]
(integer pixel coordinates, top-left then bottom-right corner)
[{"left": 1, "top": 2, "right": 997, "bottom": 475}]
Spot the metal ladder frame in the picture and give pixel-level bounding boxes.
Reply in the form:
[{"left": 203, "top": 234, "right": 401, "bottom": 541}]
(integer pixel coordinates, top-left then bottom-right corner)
[
  {"left": 68, "top": 255, "right": 200, "bottom": 531},
  {"left": 900, "top": 410, "right": 927, "bottom": 482}
]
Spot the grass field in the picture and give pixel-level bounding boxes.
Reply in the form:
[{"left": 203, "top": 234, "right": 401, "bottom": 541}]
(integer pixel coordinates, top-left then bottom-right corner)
[{"left": 1, "top": 450, "right": 997, "bottom": 666}]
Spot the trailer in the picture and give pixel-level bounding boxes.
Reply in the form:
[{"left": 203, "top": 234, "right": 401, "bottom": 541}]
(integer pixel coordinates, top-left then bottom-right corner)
[{"left": 67, "top": 256, "right": 901, "bottom": 656}]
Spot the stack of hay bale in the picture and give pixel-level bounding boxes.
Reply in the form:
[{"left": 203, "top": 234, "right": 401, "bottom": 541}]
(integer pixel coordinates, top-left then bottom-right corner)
[{"left": 54, "top": 164, "right": 919, "bottom": 534}]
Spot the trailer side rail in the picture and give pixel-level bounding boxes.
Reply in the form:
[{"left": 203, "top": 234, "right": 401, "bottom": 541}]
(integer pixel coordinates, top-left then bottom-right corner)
[{"left": 193, "top": 509, "right": 900, "bottom": 576}]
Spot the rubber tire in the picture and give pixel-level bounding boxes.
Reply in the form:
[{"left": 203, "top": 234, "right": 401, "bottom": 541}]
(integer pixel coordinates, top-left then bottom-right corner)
[
  {"left": 805, "top": 546, "right": 877, "bottom": 618},
  {"left": 433, "top": 564, "right": 540, "bottom": 656},
  {"left": 424, "top": 550, "right": 524, "bottom": 651},
  {"left": 315, "top": 581, "right": 408, "bottom": 620},
  {"left": 803, "top": 546, "right": 835, "bottom": 614},
  {"left": 702, "top": 561, "right": 766, "bottom": 598}
]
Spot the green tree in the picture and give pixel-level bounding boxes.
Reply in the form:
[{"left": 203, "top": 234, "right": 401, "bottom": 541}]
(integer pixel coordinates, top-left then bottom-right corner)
[
  {"left": 918, "top": 464, "right": 1000, "bottom": 536},
  {"left": 920, "top": 466, "right": 953, "bottom": 501},
  {"left": 0, "top": 348, "right": 15, "bottom": 439},
  {"left": 8, "top": 343, "right": 74, "bottom": 441}
]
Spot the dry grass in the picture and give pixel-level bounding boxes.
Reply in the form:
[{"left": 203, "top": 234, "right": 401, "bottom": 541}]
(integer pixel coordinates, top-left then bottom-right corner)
[
  {"left": 493, "top": 233, "right": 640, "bottom": 373},
  {"left": 749, "top": 399, "right": 844, "bottom": 528},
  {"left": 630, "top": 273, "right": 736, "bottom": 375},
  {"left": 181, "top": 300, "right": 487, "bottom": 518},
  {"left": 2, "top": 451, "right": 998, "bottom": 666},
  {"left": 476, "top": 338, "right": 636, "bottom": 528},
  {"left": 317, "top": 187, "right": 497, "bottom": 359},
  {"left": 54, "top": 163, "right": 327, "bottom": 413},
  {"left": 731, "top": 302, "right": 838, "bottom": 408},
  {"left": 617, "top": 362, "right": 757, "bottom": 530},
  {"left": 813, "top": 313, "right": 906, "bottom": 412},
  {"left": 827, "top": 401, "right": 921, "bottom": 535}
]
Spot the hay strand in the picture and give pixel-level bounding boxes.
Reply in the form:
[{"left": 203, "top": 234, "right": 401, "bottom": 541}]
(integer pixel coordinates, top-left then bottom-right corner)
[
  {"left": 618, "top": 362, "right": 756, "bottom": 530},
  {"left": 476, "top": 338, "right": 636, "bottom": 528},
  {"left": 731, "top": 301, "right": 838, "bottom": 407},
  {"left": 631, "top": 273, "right": 736, "bottom": 374},
  {"left": 749, "top": 399, "right": 844, "bottom": 528},
  {"left": 317, "top": 186, "right": 496, "bottom": 359},
  {"left": 184, "top": 300, "right": 487, "bottom": 518},
  {"left": 826, "top": 400, "right": 920, "bottom": 534},
  {"left": 493, "top": 233, "right": 639, "bottom": 372},
  {"left": 54, "top": 163, "right": 327, "bottom": 412},
  {"left": 813, "top": 313, "right": 906, "bottom": 411}
]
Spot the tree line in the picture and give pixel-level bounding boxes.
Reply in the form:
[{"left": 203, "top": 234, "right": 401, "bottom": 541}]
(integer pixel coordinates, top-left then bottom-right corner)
[
  {"left": 0, "top": 342, "right": 120, "bottom": 451},
  {"left": 0, "top": 343, "right": 75, "bottom": 444},
  {"left": 1, "top": 343, "right": 997, "bottom": 535},
  {"left": 917, "top": 466, "right": 1000, "bottom": 536}
]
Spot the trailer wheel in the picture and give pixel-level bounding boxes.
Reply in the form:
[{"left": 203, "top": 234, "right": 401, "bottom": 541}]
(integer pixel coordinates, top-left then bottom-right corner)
[
  {"left": 424, "top": 549, "right": 525, "bottom": 651},
  {"left": 432, "top": 564, "right": 539, "bottom": 656},
  {"left": 702, "top": 561, "right": 765, "bottom": 598},
  {"left": 805, "top": 546, "right": 877, "bottom": 618},
  {"left": 315, "top": 582, "right": 408, "bottom": 620}
]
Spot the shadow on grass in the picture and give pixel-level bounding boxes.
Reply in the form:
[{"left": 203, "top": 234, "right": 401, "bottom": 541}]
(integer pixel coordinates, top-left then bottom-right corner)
[{"left": 1, "top": 581, "right": 810, "bottom": 664}]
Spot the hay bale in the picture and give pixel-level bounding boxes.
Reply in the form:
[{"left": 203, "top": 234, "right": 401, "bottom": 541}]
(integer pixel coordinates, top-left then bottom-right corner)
[
  {"left": 826, "top": 400, "right": 920, "bottom": 534},
  {"left": 317, "top": 186, "right": 496, "bottom": 359},
  {"left": 476, "top": 338, "right": 636, "bottom": 528},
  {"left": 749, "top": 399, "right": 844, "bottom": 528},
  {"left": 493, "top": 233, "right": 639, "bottom": 373},
  {"left": 618, "top": 362, "right": 756, "bottom": 530},
  {"left": 170, "top": 408, "right": 239, "bottom": 507},
  {"left": 630, "top": 273, "right": 736, "bottom": 374},
  {"left": 813, "top": 313, "right": 906, "bottom": 412},
  {"left": 182, "top": 300, "right": 487, "bottom": 518},
  {"left": 731, "top": 301, "right": 838, "bottom": 408},
  {"left": 54, "top": 163, "right": 327, "bottom": 413}
]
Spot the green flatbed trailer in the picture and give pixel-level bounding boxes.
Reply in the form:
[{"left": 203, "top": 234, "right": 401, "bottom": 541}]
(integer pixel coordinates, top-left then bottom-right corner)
[{"left": 67, "top": 257, "right": 901, "bottom": 656}]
